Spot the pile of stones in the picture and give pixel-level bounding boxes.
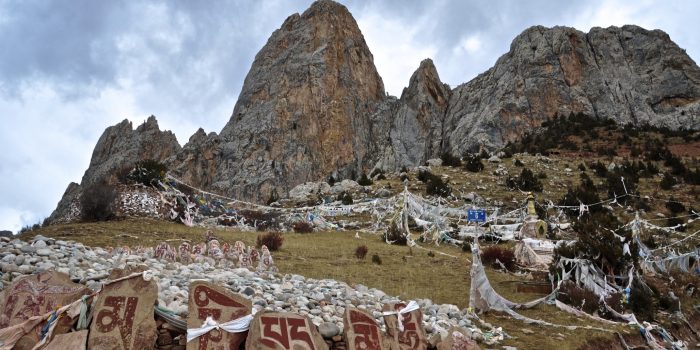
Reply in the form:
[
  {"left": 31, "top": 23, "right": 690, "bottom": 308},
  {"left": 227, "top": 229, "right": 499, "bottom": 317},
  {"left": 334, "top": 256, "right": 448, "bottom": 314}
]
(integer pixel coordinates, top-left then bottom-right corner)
[{"left": 1, "top": 235, "right": 500, "bottom": 349}]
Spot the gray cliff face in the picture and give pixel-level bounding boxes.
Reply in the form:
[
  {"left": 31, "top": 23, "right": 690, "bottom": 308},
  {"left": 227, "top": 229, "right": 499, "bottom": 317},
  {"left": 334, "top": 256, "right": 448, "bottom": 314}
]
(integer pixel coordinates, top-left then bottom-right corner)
[
  {"left": 49, "top": 2, "right": 700, "bottom": 218},
  {"left": 376, "top": 59, "right": 451, "bottom": 170},
  {"left": 167, "top": 128, "right": 221, "bottom": 191},
  {"left": 47, "top": 116, "right": 181, "bottom": 223},
  {"left": 82, "top": 116, "right": 181, "bottom": 186},
  {"left": 46, "top": 182, "right": 81, "bottom": 224},
  {"left": 213, "top": 0, "right": 386, "bottom": 201},
  {"left": 442, "top": 25, "right": 700, "bottom": 153}
]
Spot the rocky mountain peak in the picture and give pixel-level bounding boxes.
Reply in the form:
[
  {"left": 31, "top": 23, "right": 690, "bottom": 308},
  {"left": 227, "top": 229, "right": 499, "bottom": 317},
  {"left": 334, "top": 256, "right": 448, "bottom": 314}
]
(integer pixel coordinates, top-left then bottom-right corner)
[
  {"left": 214, "top": 0, "right": 385, "bottom": 201},
  {"left": 442, "top": 24, "right": 700, "bottom": 154},
  {"left": 402, "top": 59, "right": 450, "bottom": 105},
  {"left": 374, "top": 59, "right": 452, "bottom": 170},
  {"left": 82, "top": 116, "right": 180, "bottom": 187},
  {"left": 48, "top": 4, "right": 700, "bottom": 220}
]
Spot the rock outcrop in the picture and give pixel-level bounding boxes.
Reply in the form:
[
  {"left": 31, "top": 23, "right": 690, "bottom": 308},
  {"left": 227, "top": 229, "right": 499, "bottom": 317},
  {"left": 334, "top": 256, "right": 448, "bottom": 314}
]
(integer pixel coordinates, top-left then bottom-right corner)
[
  {"left": 49, "top": 1, "right": 700, "bottom": 217},
  {"left": 46, "top": 182, "right": 81, "bottom": 224},
  {"left": 376, "top": 59, "right": 452, "bottom": 170},
  {"left": 47, "top": 116, "right": 180, "bottom": 224},
  {"left": 81, "top": 116, "right": 181, "bottom": 186},
  {"left": 213, "top": 0, "right": 386, "bottom": 202},
  {"left": 167, "top": 128, "right": 220, "bottom": 191},
  {"left": 442, "top": 25, "right": 700, "bottom": 153}
]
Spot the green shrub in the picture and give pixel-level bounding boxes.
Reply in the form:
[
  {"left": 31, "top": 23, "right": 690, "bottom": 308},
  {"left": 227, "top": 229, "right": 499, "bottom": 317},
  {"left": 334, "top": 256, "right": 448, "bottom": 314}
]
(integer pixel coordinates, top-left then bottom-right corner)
[
  {"left": 605, "top": 169, "right": 638, "bottom": 203},
  {"left": 481, "top": 245, "right": 516, "bottom": 270},
  {"left": 355, "top": 245, "right": 368, "bottom": 259},
  {"left": 563, "top": 211, "right": 637, "bottom": 276},
  {"left": 127, "top": 159, "right": 167, "bottom": 186},
  {"left": 660, "top": 173, "right": 677, "bottom": 190},
  {"left": 81, "top": 181, "right": 117, "bottom": 222},
  {"left": 629, "top": 280, "right": 658, "bottom": 322},
  {"left": 256, "top": 232, "right": 284, "bottom": 251},
  {"left": 684, "top": 168, "right": 700, "bottom": 185},
  {"left": 559, "top": 173, "right": 601, "bottom": 217},
  {"left": 292, "top": 221, "right": 313, "bottom": 233},
  {"left": 440, "top": 152, "right": 462, "bottom": 167},
  {"left": 357, "top": 173, "right": 373, "bottom": 186},
  {"left": 417, "top": 169, "right": 431, "bottom": 183},
  {"left": 239, "top": 210, "right": 280, "bottom": 231},
  {"left": 514, "top": 159, "right": 524, "bottom": 167},
  {"left": 557, "top": 281, "right": 600, "bottom": 314},
  {"left": 383, "top": 221, "right": 407, "bottom": 245},
  {"left": 463, "top": 154, "right": 484, "bottom": 172},
  {"left": 337, "top": 191, "right": 353, "bottom": 205},
  {"left": 425, "top": 174, "right": 451, "bottom": 197},
  {"left": 371, "top": 254, "right": 382, "bottom": 265},
  {"left": 590, "top": 161, "right": 608, "bottom": 177},
  {"left": 665, "top": 198, "right": 686, "bottom": 214},
  {"left": 506, "top": 168, "right": 543, "bottom": 192},
  {"left": 461, "top": 240, "right": 472, "bottom": 252}
]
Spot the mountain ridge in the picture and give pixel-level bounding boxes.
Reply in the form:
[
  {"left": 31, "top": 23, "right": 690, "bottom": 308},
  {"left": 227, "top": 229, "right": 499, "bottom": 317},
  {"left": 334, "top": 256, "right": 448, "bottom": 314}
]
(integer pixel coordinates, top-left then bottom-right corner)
[{"left": 48, "top": 0, "right": 700, "bottom": 222}]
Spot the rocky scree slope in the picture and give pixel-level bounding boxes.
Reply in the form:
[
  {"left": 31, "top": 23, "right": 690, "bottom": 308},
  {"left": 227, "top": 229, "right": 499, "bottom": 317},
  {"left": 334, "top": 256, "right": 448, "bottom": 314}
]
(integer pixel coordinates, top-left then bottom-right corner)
[{"left": 49, "top": 0, "right": 700, "bottom": 220}]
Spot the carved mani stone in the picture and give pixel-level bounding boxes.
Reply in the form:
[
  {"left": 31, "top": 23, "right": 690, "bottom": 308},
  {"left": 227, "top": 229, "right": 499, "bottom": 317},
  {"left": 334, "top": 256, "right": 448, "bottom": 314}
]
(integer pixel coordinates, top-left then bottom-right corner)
[
  {"left": 246, "top": 312, "right": 328, "bottom": 350},
  {"left": 435, "top": 327, "right": 481, "bottom": 350},
  {"left": 87, "top": 265, "right": 158, "bottom": 350},
  {"left": 44, "top": 329, "right": 89, "bottom": 350},
  {"left": 381, "top": 303, "right": 428, "bottom": 350},
  {"left": 343, "top": 307, "right": 392, "bottom": 350},
  {"left": 186, "top": 281, "right": 252, "bottom": 350},
  {"left": 0, "top": 270, "right": 89, "bottom": 350}
]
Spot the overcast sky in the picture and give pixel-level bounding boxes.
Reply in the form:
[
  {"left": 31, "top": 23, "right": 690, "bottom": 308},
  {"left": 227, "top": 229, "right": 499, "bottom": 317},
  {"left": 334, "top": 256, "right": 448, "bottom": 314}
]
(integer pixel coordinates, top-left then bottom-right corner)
[{"left": 1, "top": 0, "right": 698, "bottom": 232}]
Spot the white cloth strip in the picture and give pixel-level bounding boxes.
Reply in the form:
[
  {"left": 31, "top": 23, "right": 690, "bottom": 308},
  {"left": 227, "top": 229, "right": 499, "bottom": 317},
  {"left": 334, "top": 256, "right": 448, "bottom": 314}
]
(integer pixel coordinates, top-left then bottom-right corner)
[
  {"left": 186, "top": 308, "right": 257, "bottom": 343},
  {"left": 381, "top": 300, "right": 419, "bottom": 331}
]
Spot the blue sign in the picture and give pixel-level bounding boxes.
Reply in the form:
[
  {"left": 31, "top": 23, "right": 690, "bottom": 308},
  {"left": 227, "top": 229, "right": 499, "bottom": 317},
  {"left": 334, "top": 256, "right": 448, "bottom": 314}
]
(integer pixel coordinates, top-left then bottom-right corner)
[{"left": 467, "top": 209, "right": 487, "bottom": 222}]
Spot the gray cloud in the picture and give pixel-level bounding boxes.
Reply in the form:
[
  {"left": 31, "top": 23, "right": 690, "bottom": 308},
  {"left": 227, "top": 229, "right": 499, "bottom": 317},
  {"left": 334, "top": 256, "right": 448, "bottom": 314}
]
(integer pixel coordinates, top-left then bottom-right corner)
[{"left": 0, "top": 0, "right": 698, "bottom": 232}]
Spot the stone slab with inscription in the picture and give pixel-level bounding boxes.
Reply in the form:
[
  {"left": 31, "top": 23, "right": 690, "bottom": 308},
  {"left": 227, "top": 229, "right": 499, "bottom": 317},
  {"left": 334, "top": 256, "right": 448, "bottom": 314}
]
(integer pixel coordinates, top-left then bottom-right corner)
[
  {"left": 246, "top": 312, "right": 328, "bottom": 350},
  {"left": 435, "top": 327, "right": 481, "bottom": 350},
  {"left": 87, "top": 265, "right": 158, "bottom": 350},
  {"left": 0, "top": 270, "right": 89, "bottom": 350},
  {"left": 44, "top": 330, "right": 89, "bottom": 350},
  {"left": 381, "top": 302, "right": 428, "bottom": 350},
  {"left": 186, "top": 280, "right": 252, "bottom": 350},
  {"left": 343, "top": 307, "right": 392, "bottom": 350}
]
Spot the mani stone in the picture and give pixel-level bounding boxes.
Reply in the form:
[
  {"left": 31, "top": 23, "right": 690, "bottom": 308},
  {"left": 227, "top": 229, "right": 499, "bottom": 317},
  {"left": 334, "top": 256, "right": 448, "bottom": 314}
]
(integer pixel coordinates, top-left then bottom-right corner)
[
  {"left": 343, "top": 307, "right": 392, "bottom": 350},
  {"left": 246, "top": 312, "right": 328, "bottom": 350},
  {"left": 435, "top": 327, "right": 481, "bottom": 350},
  {"left": 0, "top": 269, "right": 89, "bottom": 350},
  {"left": 187, "top": 281, "right": 252, "bottom": 350},
  {"left": 44, "top": 330, "right": 89, "bottom": 350},
  {"left": 88, "top": 265, "right": 158, "bottom": 350},
  {"left": 381, "top": 302, "right": 428, "bottom": 350}
]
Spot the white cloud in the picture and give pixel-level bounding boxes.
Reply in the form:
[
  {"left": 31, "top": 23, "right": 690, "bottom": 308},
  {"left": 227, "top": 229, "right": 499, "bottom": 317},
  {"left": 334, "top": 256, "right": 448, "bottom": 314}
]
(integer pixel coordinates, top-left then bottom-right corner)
[
  {"left": 357, "top": 12, "right": 437, "bottom": 96},
  {"left": 0, "top": 81, "right": 145, "bottom": 232},
  {"left": 456, "top": 34, "right": 483, "bottom": 54}
]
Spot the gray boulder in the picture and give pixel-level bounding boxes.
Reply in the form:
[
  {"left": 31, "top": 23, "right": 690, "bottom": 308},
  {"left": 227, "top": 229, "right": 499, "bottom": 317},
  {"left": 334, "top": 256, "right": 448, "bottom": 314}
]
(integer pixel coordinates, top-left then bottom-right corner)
[{"left": 289, "top": 182, "right": 331, "bottom": 202}]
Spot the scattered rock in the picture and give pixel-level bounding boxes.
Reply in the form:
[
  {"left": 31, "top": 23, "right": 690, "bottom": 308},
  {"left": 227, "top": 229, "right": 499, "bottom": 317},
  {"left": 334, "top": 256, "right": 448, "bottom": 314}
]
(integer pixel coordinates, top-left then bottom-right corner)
[{"left": 318, "top": 322, "right": 341, "bottom": 338}]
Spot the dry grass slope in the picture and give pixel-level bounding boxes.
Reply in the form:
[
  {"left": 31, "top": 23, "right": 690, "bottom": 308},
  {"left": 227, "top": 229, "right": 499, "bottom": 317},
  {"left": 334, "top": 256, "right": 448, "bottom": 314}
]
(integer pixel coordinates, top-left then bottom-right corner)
[{"left": 23, "top": 219, "right": 644, "bottom": 349}]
